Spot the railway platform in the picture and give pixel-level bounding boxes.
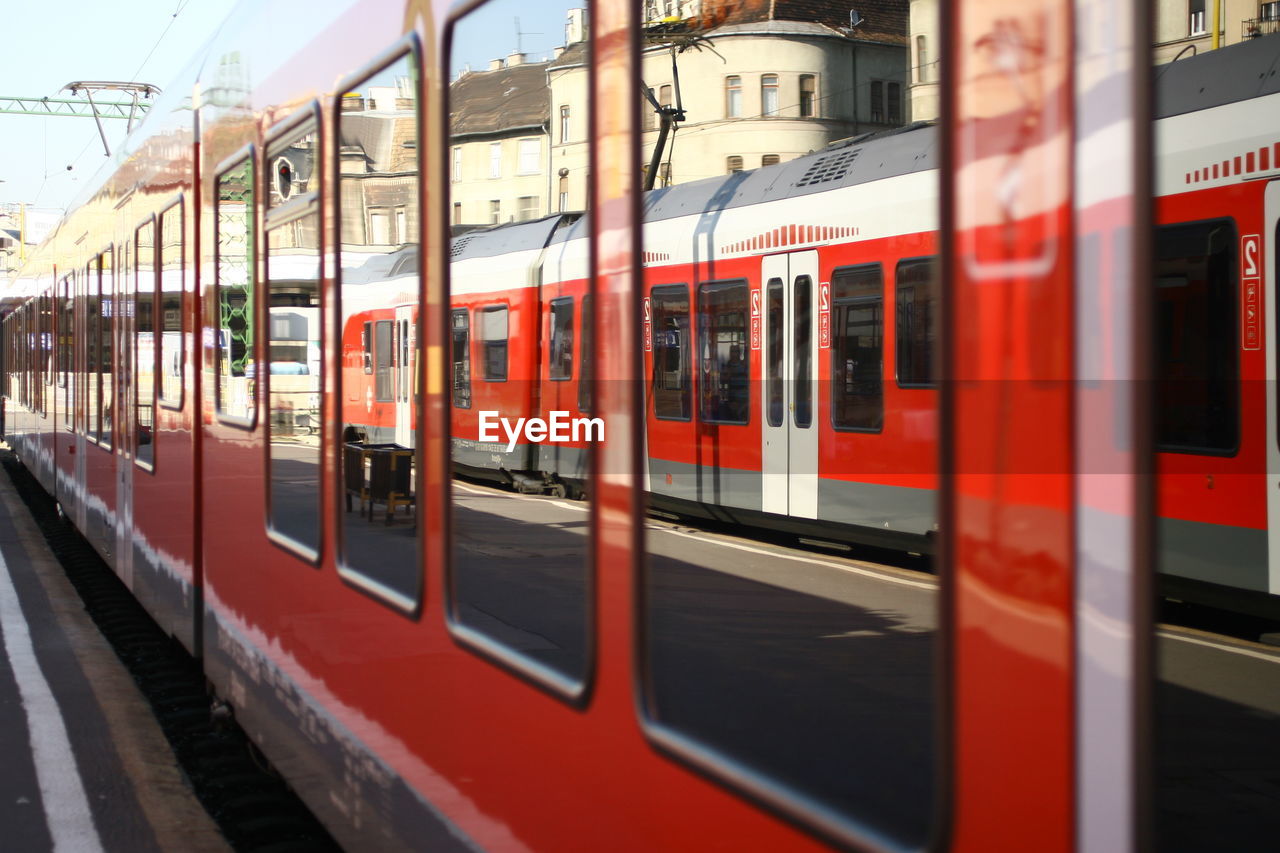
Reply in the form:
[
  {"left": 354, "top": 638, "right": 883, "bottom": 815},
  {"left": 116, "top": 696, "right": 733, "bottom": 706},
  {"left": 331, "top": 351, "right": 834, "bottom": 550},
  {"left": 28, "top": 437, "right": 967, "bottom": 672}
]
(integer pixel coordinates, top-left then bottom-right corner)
[{"left": 0, "top": 450, "right": 227, "bottom": 853}]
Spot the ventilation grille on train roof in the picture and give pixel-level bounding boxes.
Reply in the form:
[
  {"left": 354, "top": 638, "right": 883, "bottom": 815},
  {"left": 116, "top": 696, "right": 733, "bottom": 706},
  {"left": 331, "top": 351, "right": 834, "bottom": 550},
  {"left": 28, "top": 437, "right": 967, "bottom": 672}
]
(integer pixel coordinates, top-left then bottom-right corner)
[
  {"left": 450, "top": 235, "right": 476, "bottom": 258},
  {"left": 794, "top": 147, "right": 860, "bottom": 187}
]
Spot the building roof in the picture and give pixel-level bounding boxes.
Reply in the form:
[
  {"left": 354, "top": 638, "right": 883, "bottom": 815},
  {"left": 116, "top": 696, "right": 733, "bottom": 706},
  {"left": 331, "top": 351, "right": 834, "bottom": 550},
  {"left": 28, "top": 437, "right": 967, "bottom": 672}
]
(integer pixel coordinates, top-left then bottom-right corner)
[
  {"left": 450, "top": 60, "right": 551, "bottom": 138},
  {"left": 646, "top": 0, "right": 908, "bottom": 47}
]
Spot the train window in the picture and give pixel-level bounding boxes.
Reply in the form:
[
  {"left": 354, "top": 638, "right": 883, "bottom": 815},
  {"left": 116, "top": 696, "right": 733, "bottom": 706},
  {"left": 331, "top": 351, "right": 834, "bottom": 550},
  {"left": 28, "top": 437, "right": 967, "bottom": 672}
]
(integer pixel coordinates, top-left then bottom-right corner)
[
  {"left": 265, "top": 115, "right": 322, "bottom": 562},
  {"left": 98, "top": 250, "right": 114, "bottom": 448},
  {"left": 698, "top": 280, "right": 750, "bottom": 425},
  {"left": 766, "top": 278, "right": 784, "bottom": 427},
  {"left": 59, "top": 276, "right": 71, "bottom": 426},
  {"left": 446, "top": 0, "right": 593, "bottom": 696},
  {"left": 374, "top": 320, "right": 394, "bottom": 401},
  {"left": 1154, "top": 218, "right": 1238, "bottom": 454},
  {"left": 215, "top": 155, "right": 256, "bottom": 426},
  {"left": 451, "top": 309, "right": 471, "bottom": 408},
  {"left": 158, "top": 200, "right": 184, "bottom": 409},
  {"left": 549, "top": 297, "right": 573, "bottom": 380},
  {"left": 651, "top": 284, "right": 691, "bottom": 420},
  {"left": 895, "top": 257, "right": 938, "bottom": 388},
  {"left": 831, "top": 264, "right": 884, "bottom": 432},
  {"left": 135, "top": 219, "right": 156, "bottom": 471},
  {"left": 578, "top": 295, "right": 592, "bottom": 413},
  {"left": 480, "top": 306, "right": 508, "bottom": 381},
  {"left": 336, "top": 49, "right": 421, "bottom": 605},
  {"left": 86, "top": 262, "right": 98, "bottom": 440},
  {"left": 793, "top": 275, "right": 812, "bottom": 428}
]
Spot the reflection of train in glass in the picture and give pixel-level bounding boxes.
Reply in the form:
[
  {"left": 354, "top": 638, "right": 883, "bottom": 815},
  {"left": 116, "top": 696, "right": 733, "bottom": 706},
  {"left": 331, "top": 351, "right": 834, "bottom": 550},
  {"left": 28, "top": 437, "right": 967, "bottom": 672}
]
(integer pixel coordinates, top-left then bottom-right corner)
[{"left": 1, "top": 1, "right": 1278, "bottom": 851}]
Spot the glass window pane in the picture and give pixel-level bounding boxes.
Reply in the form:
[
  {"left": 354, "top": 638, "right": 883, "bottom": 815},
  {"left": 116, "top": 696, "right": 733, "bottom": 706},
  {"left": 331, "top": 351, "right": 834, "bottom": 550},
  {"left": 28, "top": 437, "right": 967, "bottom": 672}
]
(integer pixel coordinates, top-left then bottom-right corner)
[
  {"left": 895, "top": 257, "right": 938, "bottom": 388},
  {"left": 338, "top": 52, "right": 420, "bottom": 602},
  {"left": 1154, "top": 219, "right": 1238, "bottom": 453},
  {"left": 651, "top": 285, "right": 691, "bottom": 420},
  {"left": 793, "top": 275, "right": 811, "bottom": 428},
  {"left": 697, "top": 280, "right": 749, "bottom": 425},
  {"left": 159, "top": 202, "right": 184, "bottom": 407},
  {"left": 266, "top": 120, "right": 322, "bottom": 559},
  {"left": 831, "top": 265, "right": 883, "bottom": 431},
  {"left": 766, "top": 279, "right": 783, "bottom": 428},
  {"left": 99, "top": 251, "right": 114, "bottom": 447},
  {"left": 448, "top": 0, "right": 592, "bottom": 692},
  {"left": 135, "top": 221, "right": 156, "bottom": 469},
  {"left": 216, "top": 158, "right": 255, "bottom": 423},
  {"left": 549, "top": 298, "right": 573, "bottom": 380}
]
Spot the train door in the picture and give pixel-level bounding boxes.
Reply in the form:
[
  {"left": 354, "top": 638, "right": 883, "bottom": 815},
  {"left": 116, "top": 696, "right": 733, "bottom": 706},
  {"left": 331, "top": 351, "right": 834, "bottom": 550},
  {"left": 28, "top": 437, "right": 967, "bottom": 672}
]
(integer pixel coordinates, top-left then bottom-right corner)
[
  {"left": 395, "top": 304, "right": 413, "bottom": 447},
  {"left": 1266, "top": 180, "right": 1280, "bottom": 597},
  {"left": 760, "top": 250, "right": 818, "bottom": 519}
]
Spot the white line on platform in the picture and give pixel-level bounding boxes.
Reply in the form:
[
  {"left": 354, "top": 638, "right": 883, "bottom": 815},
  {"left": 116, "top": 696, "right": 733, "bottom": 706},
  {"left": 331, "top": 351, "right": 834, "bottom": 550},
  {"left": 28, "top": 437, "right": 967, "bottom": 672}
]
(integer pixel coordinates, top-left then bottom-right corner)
[
  {"left": 1157, "top": 630, "right": 1280, "bottom": 664},
  {"left": 657, "top": 527, "right": 937, "bottom": 591},
  {"left": 0, "top": 547, "right": 104, "bottom": 853}
]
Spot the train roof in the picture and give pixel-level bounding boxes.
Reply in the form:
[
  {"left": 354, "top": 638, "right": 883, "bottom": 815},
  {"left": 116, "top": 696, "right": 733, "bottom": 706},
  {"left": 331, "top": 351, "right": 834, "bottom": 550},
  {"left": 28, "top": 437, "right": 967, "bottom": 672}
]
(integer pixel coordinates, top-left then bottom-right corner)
[
  {"left": 450, "top": 214, "right": 582, "bottom": 262},
  {"left": 1156, "top": 33, "right": 1280, "bottom": 119},
  {"left": 641, "top": 121, "right": 938, "bottom": 224}
]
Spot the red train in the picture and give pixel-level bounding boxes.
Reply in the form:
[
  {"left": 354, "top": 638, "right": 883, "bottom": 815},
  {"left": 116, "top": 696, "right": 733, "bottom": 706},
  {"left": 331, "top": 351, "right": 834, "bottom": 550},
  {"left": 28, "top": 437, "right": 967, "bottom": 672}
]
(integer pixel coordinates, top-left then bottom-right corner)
[{"left": 3, "top": 0, "right": 1279, "bottom": 850}]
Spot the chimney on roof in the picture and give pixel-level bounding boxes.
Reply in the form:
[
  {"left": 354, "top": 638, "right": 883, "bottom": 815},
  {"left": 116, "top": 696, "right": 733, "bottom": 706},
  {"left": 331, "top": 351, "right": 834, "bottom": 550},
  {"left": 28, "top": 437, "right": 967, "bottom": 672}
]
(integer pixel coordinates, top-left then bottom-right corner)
[
  {"left": 507, "top": 51, "right": 525, "bottom": 66},
  {"left": 553, "top": 46, "right": 565, "bottom": 59},
  {"left": 489, "top": 58, "right": 504, "bottom": 71},
  {"left": 565, "top": 8, "right": 587, "bottom": 45}
]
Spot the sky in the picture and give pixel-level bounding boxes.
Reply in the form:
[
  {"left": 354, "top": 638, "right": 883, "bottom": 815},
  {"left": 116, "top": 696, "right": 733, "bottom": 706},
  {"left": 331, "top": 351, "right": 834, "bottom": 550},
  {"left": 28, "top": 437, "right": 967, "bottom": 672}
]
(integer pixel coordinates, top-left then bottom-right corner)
[
  {"left": 0, "top": 0, "right": 576, "bottom": 220},
  {"left": 0, "top": 0, "right": 241, "bottom": 217}
]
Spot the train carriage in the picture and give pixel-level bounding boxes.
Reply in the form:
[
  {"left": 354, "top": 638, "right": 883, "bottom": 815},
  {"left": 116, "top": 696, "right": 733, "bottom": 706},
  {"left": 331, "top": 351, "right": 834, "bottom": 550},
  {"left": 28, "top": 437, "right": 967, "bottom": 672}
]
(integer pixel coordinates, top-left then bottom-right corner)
[{"left": 0, "top": 0, "right": 1277, "bottom": 850}]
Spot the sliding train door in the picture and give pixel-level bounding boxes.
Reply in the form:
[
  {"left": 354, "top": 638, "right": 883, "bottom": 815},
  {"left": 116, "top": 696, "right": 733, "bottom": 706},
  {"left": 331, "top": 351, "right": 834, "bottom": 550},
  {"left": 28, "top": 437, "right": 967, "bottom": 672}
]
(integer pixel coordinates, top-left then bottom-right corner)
[
  {"left": 395, "top": 304, "right": 413, "bottom": 448},
  {"left": 760, "top": 250, "right": 818, "bottom": 519}
]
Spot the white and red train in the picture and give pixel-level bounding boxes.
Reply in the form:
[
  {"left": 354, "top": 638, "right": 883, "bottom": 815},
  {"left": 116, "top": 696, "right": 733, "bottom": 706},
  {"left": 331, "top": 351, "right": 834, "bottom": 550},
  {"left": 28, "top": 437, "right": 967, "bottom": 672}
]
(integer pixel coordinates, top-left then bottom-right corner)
[{"left": 2, "top": 0, "right": 1279, "bottom": 850}]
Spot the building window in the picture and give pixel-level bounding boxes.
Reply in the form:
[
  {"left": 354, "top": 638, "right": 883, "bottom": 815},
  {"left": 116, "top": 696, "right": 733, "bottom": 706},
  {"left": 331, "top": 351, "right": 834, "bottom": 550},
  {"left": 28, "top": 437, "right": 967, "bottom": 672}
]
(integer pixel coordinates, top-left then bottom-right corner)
[
  {"left": 727, "top": 155, "right": 743, "bottom": 174},
  {"left": 1190, "top": 0, "right": 1206, "bottom": 35},
  {"left": 799, "top": 74, "right": 816, "bottom": 117},
  {"left": 659, "top": 83, "right": 673, "bottom": 114},
  {"left": 888, "top": 82, "right": 902, "bottom": 124},
  {"left": 761, "top": 74, "right": 779, "bottom": 116},
  {"left": 644, "top": 87, "right": 656, "bottom": 130},
  {"left": 517, "top": 196, "right": 539, "bottom": 221},
  {"left": 369, "top": 209, "right": 391, "bottom": 244},
  {"left": 560, "top": 105, "right": 571, "bottom": 143},
  {"left": 659, "top": 162, "right": 671, "bottom": 186},
  {"left": 489, "top": 200, "right": 501, "bottom": 224},
  {"left": 559, "top": 176, "right": 569, "bottom": 212},
  {"left": 870, "top": 80, "right": 885, "bottom": 123},
  {"left": 1263, "top": 1, "right": 1280, "bottom": 20},
  {"left": 725, "top": 76, "right": 741, "bottom": 117},
  {"left": 452, "top": 146, "right": 462, "bottom": 181},
  {"left": 489, "top": 142, "right": 502, "bottom": 178},
  {"left": 453, "top": 201, "right": 462, "bottom": 225},
  {"left": 517, "top": 138, "right": 540, "bottom": 175},
  {"left": 761, "top": 154, "right": 780, "bottom": 167},
  {"left": 916, "top": 37, "right": 929, "bottom": 83}
]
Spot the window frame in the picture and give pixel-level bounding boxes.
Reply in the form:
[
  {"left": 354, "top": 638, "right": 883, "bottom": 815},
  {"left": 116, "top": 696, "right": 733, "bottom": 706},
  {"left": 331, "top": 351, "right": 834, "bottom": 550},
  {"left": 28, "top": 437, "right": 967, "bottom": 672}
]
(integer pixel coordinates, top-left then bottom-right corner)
[
  {"left": 725, "top": 75, "right": 742, "bottom": 117},
  {"left": 894, "top": 256, "right": 939, "bottom": 389},
  {"left": 479, "top": 303, "right": 510, "bottom": 382},
  {"left": 156, "top": 196, "right": 186, "bottom": 411},
  {"left": 830, "top": 263, "right": 885, "bottom": 434},
  {"left": 213, "top": 144, "right": 259, "bottom": 430},
  {"left": 697, "top": 278, "right": 751, "bottom": 427},
  {"left": 133, "top": 214, "right": 159, "bottom": 473},
  {"left": 549, "top": 296, "right": 574, "bottom": 381},
  {"left": 761, "top": 73, "right": 779, "bottom": 116},
  {"left": 650, "top": 283, "right": 692, "bottom": 422},
  {"left": 262, "top": 103, "right": 324, "bottom": 566},
  {"left": 799, "top": 74, "right": 817, "bottom": 117},
  {"left": 333, "top": 36, "right": 425, "bottom": 615}
]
